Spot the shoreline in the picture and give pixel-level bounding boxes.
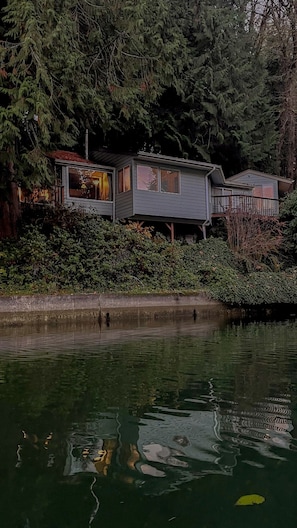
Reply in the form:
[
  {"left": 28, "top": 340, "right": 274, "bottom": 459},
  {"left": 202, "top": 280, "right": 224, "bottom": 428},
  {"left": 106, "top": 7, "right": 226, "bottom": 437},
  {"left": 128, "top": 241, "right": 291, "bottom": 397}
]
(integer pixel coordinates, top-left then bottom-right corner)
[{"left": 0, "top": 292, "right": 232, "bottom": 327}]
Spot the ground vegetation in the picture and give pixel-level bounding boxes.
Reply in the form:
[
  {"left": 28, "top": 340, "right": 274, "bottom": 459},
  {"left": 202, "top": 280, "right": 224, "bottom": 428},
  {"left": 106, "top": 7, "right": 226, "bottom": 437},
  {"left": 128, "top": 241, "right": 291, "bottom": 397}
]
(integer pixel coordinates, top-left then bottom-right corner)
[{"left": 1, "top": 205, "right": 297, "bottom": 306}]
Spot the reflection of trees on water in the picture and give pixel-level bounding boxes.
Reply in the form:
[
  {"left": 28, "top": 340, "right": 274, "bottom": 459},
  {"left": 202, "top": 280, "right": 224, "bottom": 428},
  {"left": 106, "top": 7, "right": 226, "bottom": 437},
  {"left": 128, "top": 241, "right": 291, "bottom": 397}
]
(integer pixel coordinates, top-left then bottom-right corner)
[{"left": 1, "top": 320, "right": 297, "bottom": 525}]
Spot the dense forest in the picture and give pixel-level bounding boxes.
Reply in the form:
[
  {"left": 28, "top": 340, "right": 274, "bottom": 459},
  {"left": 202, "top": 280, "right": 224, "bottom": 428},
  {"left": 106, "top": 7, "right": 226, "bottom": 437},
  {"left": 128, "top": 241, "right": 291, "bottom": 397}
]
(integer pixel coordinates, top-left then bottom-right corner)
[
  {"left": 1, "top": 0, "right": 297, "bottom": 235},
  {"left": 2, "top": 0, "right": 297, "bottom": 306}
]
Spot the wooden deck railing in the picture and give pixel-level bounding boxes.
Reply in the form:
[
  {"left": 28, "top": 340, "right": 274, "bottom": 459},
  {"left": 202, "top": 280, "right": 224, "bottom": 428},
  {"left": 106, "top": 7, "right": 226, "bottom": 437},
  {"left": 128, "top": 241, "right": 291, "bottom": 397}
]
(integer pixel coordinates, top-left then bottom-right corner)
[
  {"left": 19, "top": 184, "right": 64, "bottom": 206},
  {"left": 212, "top": 195, "right": 280, "bottom": 217}
]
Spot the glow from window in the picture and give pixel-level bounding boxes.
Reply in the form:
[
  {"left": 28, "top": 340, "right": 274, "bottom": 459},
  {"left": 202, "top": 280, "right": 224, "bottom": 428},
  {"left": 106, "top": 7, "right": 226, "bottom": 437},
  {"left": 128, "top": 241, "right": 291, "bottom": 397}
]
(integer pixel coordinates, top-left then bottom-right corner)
[
  {"left": 136, "top": 165, "right": 180, "bottom": 193},
  {"left": 161, "top": 169, "right": 180, "bottom": 193},
  {"left": 69, "top": 168, "right": 112, "bottom": 201}
]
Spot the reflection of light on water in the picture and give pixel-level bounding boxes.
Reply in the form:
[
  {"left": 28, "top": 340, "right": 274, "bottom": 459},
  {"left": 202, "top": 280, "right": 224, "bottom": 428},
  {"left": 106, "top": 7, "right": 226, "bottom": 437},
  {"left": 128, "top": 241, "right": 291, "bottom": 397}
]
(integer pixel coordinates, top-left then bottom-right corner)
[
  {"left": 88, "top": 476, "right": 100, "bottom": 527},
  {"left": 62, "top": 384, "right": 294, "bottom": 498}
]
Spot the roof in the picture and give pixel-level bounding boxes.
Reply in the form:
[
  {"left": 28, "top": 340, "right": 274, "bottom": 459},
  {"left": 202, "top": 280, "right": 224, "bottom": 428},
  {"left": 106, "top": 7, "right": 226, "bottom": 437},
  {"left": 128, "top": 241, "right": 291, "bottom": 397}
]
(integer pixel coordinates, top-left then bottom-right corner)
[
  {"left": 48, "top": 150, "right": 94, "bottom": 164},
  {"left": 228, "top": 169, "right": 295, "bottom": 195},
  {"left": 48, "top": 150, "right": 114, "bottom": 171},
  {"left": 92, "top": 149, "right": 226, "bottom": 185}
]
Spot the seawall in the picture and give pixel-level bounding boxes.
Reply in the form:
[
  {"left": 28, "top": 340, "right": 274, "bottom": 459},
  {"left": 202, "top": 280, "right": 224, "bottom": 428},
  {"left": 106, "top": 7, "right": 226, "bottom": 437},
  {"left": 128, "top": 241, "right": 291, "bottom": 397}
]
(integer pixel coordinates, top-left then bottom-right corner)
[{"left": 0, "top": 292, "right": 229, "bottom": 327}]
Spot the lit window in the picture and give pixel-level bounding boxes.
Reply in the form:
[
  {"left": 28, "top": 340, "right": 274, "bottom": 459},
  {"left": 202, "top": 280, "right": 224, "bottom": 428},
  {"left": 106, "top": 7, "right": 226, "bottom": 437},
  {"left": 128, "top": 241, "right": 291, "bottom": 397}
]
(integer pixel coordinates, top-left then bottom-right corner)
[
  {"left": 118, "top": 166, "right": 131, "bottom": 193},
  {"left": 69, "top": 168, "right": 112, "bottom": 201},
  {"left": 136, "top": 165, "right": 158, "bottom": 191}
]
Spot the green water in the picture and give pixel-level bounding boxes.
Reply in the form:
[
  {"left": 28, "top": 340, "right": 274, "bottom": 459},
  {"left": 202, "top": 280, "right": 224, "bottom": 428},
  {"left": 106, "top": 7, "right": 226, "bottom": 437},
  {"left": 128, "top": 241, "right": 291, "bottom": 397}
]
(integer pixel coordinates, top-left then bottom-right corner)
[{"left": 1, "top": 315, "right": 297, "bottom": 528}]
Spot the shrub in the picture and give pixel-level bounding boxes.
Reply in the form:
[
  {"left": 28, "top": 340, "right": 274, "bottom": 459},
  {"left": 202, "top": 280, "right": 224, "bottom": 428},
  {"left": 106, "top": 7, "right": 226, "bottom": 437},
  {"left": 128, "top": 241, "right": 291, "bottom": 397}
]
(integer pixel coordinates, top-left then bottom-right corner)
[
  {"left": 2, "top": 207, "right": 297, "bottom": 306},
  {"left": 0, "top": 208, "right": 200, "bottom": 294}
]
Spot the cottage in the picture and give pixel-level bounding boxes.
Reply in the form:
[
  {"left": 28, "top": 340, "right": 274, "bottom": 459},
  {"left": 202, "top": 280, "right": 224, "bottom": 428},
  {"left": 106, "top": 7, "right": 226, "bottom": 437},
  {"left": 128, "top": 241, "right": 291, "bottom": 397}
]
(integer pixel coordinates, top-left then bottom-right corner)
[
  {"left": 18, "top": 151, "right": 294, "bottom": 239},
  {"left": 92, "top": 149, "right": 227, "bottom": 239},
  {"left": 46, "top": 149, "right": 230, "bottom": 240}
]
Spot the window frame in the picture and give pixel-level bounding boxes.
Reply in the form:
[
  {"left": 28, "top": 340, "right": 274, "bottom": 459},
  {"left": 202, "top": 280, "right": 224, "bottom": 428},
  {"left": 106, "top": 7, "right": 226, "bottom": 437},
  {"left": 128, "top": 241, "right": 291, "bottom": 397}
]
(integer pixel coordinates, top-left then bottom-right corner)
[
  {"left": 136, "top": 164, "right": 180, "bottom": 194},
  {"left": 67, "top": 166, "right": 113, "bottom": 202},
  {"left": 118, "top": 165, "right": 132, "bottom": 193}
]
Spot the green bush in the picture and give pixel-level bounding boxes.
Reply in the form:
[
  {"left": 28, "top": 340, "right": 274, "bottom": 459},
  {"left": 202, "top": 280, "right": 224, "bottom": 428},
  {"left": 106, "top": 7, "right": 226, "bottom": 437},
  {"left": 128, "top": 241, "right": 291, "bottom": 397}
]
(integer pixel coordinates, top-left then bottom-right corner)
[
  {"left": 2, "top": 207, "right": 297, "bottom": 305},
  {"left": 209, "top": 269, "right": 297, "bottom": 305},
  {"left": 0, "top": 208, "right": 199, "bottom": 294}
]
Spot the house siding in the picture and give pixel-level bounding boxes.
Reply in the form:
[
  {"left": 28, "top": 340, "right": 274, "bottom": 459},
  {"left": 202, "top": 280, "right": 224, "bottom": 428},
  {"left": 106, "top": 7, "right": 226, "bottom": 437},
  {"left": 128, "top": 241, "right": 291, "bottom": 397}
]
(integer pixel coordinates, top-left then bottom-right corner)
[
  {"left": 132, "top": 165, "right": 207, "bottom": 222},
  {"left": 63, "top": 196, "right": 113, "bottom": 216},
  {"left": 115, "top": 191, "right": 133, "bottom": 219}
]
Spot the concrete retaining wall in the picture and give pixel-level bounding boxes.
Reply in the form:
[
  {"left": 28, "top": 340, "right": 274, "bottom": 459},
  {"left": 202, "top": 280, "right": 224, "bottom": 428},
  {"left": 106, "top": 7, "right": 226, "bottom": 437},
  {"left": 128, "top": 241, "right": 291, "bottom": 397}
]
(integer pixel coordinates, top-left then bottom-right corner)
[{"left": 0, "top": 292, "right": 227, "bottom": 326}]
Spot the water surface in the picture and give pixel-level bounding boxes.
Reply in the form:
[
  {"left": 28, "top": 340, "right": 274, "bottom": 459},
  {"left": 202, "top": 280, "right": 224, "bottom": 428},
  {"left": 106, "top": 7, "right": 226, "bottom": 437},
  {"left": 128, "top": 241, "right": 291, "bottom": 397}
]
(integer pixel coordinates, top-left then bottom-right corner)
[{"left": 1, "top": 315, "right": 297, "bottom": 528}]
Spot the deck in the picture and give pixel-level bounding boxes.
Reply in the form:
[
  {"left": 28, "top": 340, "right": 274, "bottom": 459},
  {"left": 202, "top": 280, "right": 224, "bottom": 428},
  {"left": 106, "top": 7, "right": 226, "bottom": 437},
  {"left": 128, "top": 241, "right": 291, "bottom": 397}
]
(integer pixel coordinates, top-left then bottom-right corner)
[{"left": 212, "top": 195, "right": 280, "bottom": 217}]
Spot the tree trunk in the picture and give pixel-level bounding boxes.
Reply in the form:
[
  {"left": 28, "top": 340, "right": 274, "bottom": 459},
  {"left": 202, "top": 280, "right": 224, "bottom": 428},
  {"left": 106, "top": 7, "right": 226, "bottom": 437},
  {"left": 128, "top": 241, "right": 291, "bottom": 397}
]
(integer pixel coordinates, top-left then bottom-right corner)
[{"left": 0, "top": 182, "right": 20, "bottom": 239}]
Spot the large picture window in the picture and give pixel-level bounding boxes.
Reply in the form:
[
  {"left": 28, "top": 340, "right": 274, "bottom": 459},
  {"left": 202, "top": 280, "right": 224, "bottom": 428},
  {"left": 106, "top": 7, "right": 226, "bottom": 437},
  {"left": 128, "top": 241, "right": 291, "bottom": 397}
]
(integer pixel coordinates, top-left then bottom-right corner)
[
  {"left": 69, "top": 168, "right": 112, "bottom": 201},
  {"left": 118, "top": 166, "right": 131, "bottom": 193},
  {"left": 136, "top": 165, "right": 180, "bottom": 193}
]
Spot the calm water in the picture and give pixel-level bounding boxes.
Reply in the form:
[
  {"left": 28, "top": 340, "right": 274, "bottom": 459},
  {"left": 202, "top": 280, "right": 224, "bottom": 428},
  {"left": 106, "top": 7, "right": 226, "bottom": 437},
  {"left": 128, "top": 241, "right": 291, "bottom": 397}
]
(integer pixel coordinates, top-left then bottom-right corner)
[{"left": 1, "top": 314, "right": 297, "bottom": 528}]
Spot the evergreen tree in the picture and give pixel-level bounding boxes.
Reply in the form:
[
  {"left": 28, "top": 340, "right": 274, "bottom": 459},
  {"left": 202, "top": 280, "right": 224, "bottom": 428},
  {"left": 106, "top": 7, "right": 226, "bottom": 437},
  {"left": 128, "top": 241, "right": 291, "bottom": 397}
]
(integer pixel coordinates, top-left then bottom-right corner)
[
  {"left": 141, "top": 0, "right": 278, "bottom": 176},
  {"left": 0, "top": 0, "right": 183, "bottom": 237}
]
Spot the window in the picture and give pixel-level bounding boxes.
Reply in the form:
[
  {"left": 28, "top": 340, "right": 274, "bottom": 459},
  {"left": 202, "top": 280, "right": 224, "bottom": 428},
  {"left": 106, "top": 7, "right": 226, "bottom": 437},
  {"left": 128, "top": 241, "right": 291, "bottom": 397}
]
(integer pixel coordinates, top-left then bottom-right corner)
[
  {"left": 161, "top": 169, "right": 180, "bottom": 193},
  {"left": 252, "top": 184, "right": 276, "bottom": 214},
  {"left": 136, "top": 165, "right": 180, "bottom": 193},
  {"left": 69, "top": 167, "right": 112, "bottom": 201},
  {"left": 18, "top": 187, "right": 52, "bottom": 204},
  {"left": 118, "top": 166, "right": 131, "bottom": 193},
  {"left": 137, "top": 165, "right": 158, "bottom": 191}
]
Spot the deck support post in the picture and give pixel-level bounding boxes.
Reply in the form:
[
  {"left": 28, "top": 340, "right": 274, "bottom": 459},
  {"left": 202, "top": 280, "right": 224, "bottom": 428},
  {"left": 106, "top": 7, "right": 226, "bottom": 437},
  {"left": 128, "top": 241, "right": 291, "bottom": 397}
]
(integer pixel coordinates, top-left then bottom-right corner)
[{"left": 165, "top": 222, "right": 175, "bottom": 243}]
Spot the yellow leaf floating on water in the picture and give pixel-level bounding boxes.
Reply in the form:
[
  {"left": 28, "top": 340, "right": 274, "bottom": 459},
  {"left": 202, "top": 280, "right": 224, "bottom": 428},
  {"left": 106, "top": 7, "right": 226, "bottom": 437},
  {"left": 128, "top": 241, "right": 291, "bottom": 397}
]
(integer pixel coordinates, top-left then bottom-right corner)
[{"left": 235, "top": 494, "right": 265, "bottom": 506}]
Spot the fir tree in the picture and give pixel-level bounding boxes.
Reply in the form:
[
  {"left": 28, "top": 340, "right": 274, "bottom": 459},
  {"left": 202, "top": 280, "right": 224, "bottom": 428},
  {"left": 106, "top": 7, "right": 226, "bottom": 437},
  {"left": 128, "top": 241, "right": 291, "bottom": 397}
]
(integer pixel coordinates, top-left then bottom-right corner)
[
  {"left": 142, "top": 0, "right": 278, "bottom": 176},
  {"left": 0, "top": 0, "right": 183, "bottom": 236}
]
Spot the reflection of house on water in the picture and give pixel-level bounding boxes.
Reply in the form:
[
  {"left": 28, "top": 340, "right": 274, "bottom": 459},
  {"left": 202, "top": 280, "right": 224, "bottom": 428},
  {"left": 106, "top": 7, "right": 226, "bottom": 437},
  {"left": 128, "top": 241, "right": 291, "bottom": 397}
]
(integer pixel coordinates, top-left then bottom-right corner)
[
  {"left": 18, "top": 390, "right": 294, "bottom": 497},
  {"left": 63, "top": 404, "right": 238, "bottom": 495},
  {"left": 220, "top": 396, "right": 294, "bottom": 459},
  {"left": 63, "top": 394, "right": 294, "bottom": 494},
  {"left": 16, "top": 387, "right": 294, "bottom": 526}
]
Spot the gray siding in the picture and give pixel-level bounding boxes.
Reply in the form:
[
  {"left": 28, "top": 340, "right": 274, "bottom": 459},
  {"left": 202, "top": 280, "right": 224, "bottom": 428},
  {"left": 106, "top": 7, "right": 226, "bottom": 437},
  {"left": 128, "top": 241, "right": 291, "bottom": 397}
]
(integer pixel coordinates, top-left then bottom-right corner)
[
  {"left": 230, "top": 172, "right": 278, "bottom": 199},
  {"left": 115, "top": 191, "right": 133, "bottom": 219},
  {"left": 132, "top": 166, "right": 207, "bottom": 222},
  {"left": 63, "top": 196, "right": 113, "bottom": 216}
]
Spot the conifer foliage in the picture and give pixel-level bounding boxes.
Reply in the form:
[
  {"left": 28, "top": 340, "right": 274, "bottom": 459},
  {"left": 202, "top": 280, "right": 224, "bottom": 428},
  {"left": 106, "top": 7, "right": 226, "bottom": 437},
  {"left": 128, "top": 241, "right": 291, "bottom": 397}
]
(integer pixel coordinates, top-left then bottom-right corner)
[
  {"left": 0, "top": 0, "right": 291, "bottom": 238},
  {"left": 0, "top": 0, "right": 181, "bottom": 183},
  {"left": 0, "top": 0, "right": 183, "bottom": 236}
]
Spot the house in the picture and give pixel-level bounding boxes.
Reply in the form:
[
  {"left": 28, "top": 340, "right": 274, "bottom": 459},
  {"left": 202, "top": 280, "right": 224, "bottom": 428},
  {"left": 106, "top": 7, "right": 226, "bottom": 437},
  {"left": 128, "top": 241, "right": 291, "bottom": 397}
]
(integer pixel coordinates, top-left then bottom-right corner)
[
  {"left": 18, "top": 151, "right": 294, "bottom": 240},
  {"left": 219, "top": 169, "right": 294, "bottom": 217},
  {"left": 91, "top": 149, "right": 230, "bottom": 240},
  {"left": 48, "top": 149, "right": 250, "bottom": 240}
]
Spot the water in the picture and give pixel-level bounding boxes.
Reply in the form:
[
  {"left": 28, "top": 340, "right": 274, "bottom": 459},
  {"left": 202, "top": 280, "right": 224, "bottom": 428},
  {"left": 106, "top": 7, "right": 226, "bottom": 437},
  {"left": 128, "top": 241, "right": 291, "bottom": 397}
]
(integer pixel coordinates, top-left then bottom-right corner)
[{"left": 1, "top": 315, "right": 297, "bottom": 528}]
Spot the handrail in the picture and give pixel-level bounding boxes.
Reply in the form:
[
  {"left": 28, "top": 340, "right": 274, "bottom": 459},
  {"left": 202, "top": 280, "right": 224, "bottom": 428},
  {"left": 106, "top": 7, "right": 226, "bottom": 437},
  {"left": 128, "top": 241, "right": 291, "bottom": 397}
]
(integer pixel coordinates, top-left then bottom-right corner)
[{"left": 212, "top": 194, "right": 279, "bottom": 216}]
